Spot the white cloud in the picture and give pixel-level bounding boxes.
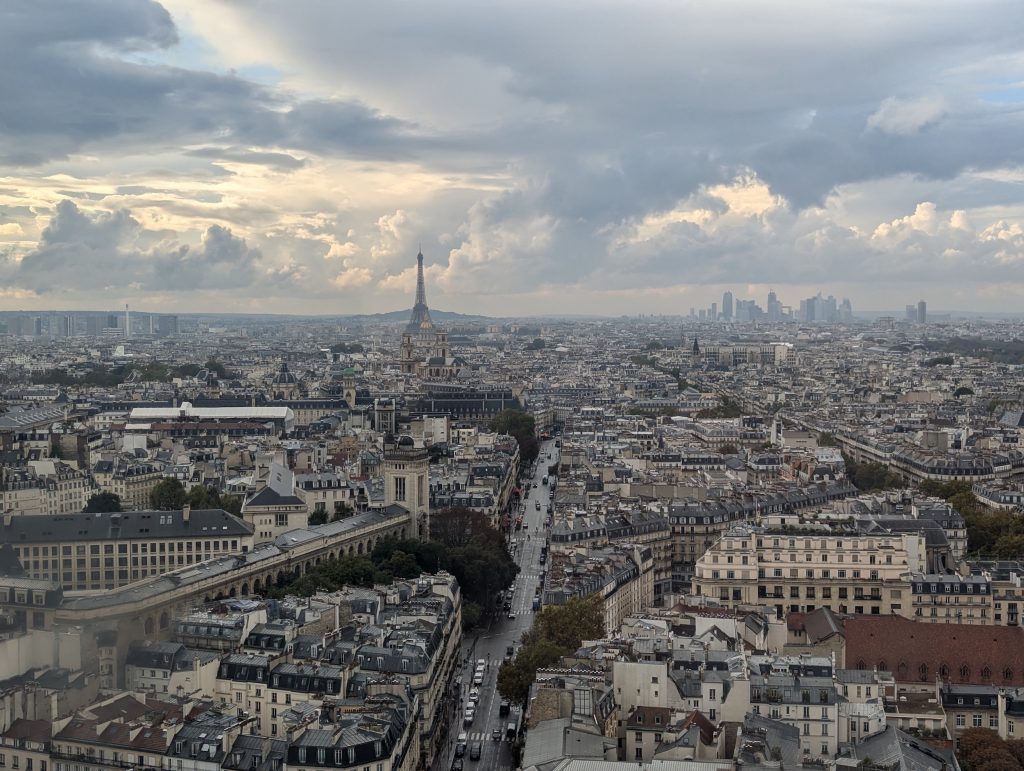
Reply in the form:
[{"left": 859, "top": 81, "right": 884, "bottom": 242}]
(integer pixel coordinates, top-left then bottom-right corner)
[{"left": 866, "top": 95, "right": 948, "bottom": 135}]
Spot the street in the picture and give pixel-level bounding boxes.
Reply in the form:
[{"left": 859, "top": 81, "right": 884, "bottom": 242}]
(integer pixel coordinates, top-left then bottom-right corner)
[{"left": 435, "top": 439, "right": 560, "bottom": 771}]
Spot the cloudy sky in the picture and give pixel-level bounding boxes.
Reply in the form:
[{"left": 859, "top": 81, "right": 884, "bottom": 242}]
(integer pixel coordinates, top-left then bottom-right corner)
[{"left": 2, "top": 0, "right": 1024, "bottom": 316}]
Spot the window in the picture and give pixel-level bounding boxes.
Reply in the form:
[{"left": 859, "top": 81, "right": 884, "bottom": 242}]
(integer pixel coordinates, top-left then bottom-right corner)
[
  {"left": 973, "top": 714, "right": 983, "bottom": 728},
  {"left": 394, "top": 477, "right": 406, "bottom": 502}
]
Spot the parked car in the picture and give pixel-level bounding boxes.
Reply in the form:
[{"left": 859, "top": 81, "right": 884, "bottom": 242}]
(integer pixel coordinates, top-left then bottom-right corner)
[
  {"left": 470, "top": 742, "right": 482, "bottom": 761},
  {"left": 464, "top": 707, "right": 475, "bottom": 725},
  {"left": 491, "top": 729, "right": 502, "bottom": 741},
  {"left": 452, "top": 759, "right": 464, "bottom": 771},
  {"left": 473, "top": 672, "right": 483, "bottom": 686}
]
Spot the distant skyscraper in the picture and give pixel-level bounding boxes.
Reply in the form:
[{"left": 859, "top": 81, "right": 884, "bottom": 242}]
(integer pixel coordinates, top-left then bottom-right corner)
[
  {"left": 905, "top": 304, "right": 917, "bottom": 321},
  {"left": 917, "top": 300, "right": 927, "bottom": 324},
  {"left": 710, "top": 302, "right": 717, "bottom": 322},
  {"left": 767, "top": 290, "right": 782, "bottom": 321},
  {"left": 722, "top": 291, "right": 733, "bottom": 321}
]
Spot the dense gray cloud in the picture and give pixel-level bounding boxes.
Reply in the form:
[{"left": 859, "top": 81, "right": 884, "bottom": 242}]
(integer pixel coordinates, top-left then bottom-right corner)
[
  {"left": 1, "top": 0, "right": 1024, "bottom": 312},
  {"left": 12, "top": 200, "right": 265, "bottom": 292}
]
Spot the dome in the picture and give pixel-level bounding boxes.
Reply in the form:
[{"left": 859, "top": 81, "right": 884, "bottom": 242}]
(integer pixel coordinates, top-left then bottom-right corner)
[
  {"left": 398, "top": 435, "right": 415, "bottom": 448},
  {"left": 272, "top": 362, "right": 298, "bottom": 385}
]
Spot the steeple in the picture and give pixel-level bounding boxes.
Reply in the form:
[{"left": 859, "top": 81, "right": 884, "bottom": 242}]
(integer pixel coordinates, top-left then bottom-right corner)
[{"left": 406, "top": 248, "right": 434, "bottom": 335}]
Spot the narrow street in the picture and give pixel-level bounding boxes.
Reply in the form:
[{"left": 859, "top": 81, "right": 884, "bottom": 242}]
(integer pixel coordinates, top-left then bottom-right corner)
[{"left": 435, "top": 439, "right": 560, "bottom": 771}]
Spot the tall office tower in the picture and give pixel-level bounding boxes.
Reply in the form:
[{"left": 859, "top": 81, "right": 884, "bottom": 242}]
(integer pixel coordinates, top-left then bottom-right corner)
[
  {"left": 722, "top": 291, "right": 733, "bottom": 321},
  {"left": 710, "top": 302, "right": 717, "bottom": 322},
  {"left": 124, "top": 304, "right": 130, "bottom": 338},
  {"left": 157, "top": 315, "right": 179, "bottom": 337},
  {"left": 839, "top": 298, "right": 853, "bottom": 323},
  {"left": 698, "top": 309, "right": 706, "bottom": 321},
  {"left": 767, "top": 290, "right": 781, "bottom": 321},
  {"left": 917, "top": 300, "right": 927, "bottom": 323},
  {"left": 906, "top": 304, "right": 917, "bottom": 321}
]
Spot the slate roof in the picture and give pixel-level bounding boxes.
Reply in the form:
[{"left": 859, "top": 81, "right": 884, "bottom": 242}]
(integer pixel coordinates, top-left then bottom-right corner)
[{"left": 1, "top": 509, "right": 252, "bottom": 543}]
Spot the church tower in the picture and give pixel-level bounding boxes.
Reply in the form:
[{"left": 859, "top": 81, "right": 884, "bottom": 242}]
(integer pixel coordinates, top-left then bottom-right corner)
[
  {"left": 400, "top": 332, "right": 416, "bottom": 375},
  {"left": 383, "top": 435, "right": 430, "bottom": 540}
]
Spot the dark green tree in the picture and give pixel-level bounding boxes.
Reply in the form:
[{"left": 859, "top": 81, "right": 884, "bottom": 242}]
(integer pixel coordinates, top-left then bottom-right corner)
[
  {"left": 332, "top": 501, "right": 355, "bottom": 521},
  {"left": 150, "top": 478, "right": 187, "bottom": 510},
  {"left": 526, "top": 338, "right": 546, "bottom": 351},
  {"left": 83, "top": 492, "right": 122, "bottom": 513},
  {"left": 718, "top": 443, "right": 739, "bottom": 455},
  {"left": 308, "top": 509, "right": 329, "bottom": 526},
  {"left": 497, "top": 596, "right": 603, "bottom": 704},
  {"left": 491, "top": 409, "right": 539, "bottom": 465}
]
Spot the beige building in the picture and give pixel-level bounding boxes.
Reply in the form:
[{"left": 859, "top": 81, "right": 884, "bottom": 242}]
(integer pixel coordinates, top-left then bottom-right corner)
[
  {"left": 693, "top": 525, "right": 923, "bottom": 617},
  {"left": 0, "top": 461, "right": 93, "bottom": 516},
  {"left": 2, "top": 507, "right": 254, "bottom": 592},
  {"left": 91, "top": 458, "right": 164, "bottom": 511}
]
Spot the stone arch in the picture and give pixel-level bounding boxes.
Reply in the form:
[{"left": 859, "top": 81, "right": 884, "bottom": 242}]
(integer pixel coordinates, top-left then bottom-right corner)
[
  {"left": 241, "top": 582, "right": 250, "bottom": 596},
  {"left": 315, "top": 556, "right": 322, "bottom": 565},
  {"left": 203, "top": 595, "right": 212, "bottom": 603},
  {"left": 275, "top": 570, "right": 285, "bottom": 587},
  {"left": 144, "top": 617, "right": 155, "bottom": 635},
  {"left": 347, "top": 545, "right": 354, "bottom": 556},
  {"left": 253, "top": 578, "right": 262, "bottom": 595},
  {"left": 159, "top": 611, "right": 169, "bottom": 630},
  {"left": 357, "top": 542, "right": 364, "bottom": 555}
]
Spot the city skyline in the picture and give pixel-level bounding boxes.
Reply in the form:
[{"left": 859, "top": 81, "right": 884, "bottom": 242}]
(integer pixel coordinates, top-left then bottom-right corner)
[{"left": 2, "top": 1, "right": 1024, "bottom": 316}]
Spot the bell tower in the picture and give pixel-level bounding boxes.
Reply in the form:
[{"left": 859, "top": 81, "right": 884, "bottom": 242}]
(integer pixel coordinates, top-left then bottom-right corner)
[
  {"left": 400, "top": 332, "right": 416, "bottom": 375},
  {"left": 383, "top": 435, "right": 431, "bottom": 539}
]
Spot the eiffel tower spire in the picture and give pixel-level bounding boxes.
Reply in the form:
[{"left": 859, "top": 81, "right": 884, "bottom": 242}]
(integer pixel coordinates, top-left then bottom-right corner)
[{"left": 406, "top": 248, "right": 434, "bottom": 334}]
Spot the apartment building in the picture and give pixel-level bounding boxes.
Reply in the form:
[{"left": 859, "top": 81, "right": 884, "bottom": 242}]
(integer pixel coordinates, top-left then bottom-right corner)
[
  {"left": 91, "top": 458, "right": 164, "bottom": 511},
  {"left": 693, "top": 524, "right": 923, "bottom": 618},
  {"left": 2, "top": 508, "right": 254, "bottom": 591},
  {"left": 748, "top": 656, "right": 839, "bottom": 760},
  {"left": 0, "top": 461, "right": 93, "bottom": 516}
]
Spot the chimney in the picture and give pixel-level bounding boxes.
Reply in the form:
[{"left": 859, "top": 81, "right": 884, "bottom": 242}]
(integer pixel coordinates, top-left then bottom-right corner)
[{"left": 183, "top": 505, "right": 191, "bottom": 524}]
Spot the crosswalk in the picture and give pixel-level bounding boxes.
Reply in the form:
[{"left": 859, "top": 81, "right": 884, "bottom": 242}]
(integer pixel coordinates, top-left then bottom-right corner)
[{"left": 461, "top": 731, "right": 500, "bottom": 742}]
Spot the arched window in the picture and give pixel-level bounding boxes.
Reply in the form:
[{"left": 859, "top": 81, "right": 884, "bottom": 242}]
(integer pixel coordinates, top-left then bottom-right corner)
[
  {"left": 159, "top": 611, "right": 169, "bottom": 630},
  {"left": 982, "top": 666, "right": 992, "bottom": 680},
  {"left": 1005, "top": 669, "right": 1014, "bottom": 681},
  {"left": 857, "top": 659, "right": 867, "bottom": 670},
  {"left": 940, "top": 664, "right": 949, "bottom": 680},
  {"left": 918, "top": 664, "right": 929, "bottom": 681},
  {"left": 878, "top": 661, "right": 887, "bottom": 672},
  {"left": 144, "top": 617, "right": 154, "bottom": 635},
  {"left": 898, "top": 662, "right": 909, "bottom": 679},
  {"left": 960, "top": 665, "right": 971, "bottom": 681}
]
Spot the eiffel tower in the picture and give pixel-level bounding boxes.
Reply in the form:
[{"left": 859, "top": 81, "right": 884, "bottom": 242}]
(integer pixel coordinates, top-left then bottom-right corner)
[{"left": 406, "top": 249, "right": 434, "bottom": 337}]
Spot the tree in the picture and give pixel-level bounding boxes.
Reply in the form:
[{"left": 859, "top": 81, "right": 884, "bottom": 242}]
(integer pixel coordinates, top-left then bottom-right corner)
[
  {"left": 718, "top": 443, "right": 738, "bottom": 455},
  {"left": 526, "top": 338, "right": 546, "bottom": 351},
  {"left": 491, "top": 409, "right": 539, "bottom": 465},
  {"left": 332, "top": 501, "right": 355, "bottom": 521},
  {"left": 308, "top": 509, "right": 329, "bottom": 526},
  {"left": 150, "top": 478, "right": 187, "bottom": 510},
  {"left": 958, "top": 728, "right": 1020, "bottom": 770},
  {"left": 83, "top": 492, "right": 122, "bottom": 513},
  {"left": 954, "top": 386, "right": 975, "bottom": 398},
  {"left": 497, "top": 597, "right": 603, "bottom": 704},
  {"left": 817, "top": 433, "right": 840, "bottom": 447}
]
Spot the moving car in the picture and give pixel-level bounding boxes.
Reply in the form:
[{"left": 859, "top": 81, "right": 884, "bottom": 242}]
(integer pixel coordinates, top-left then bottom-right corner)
[
  {"left": 463, "top": 707, "right": 475, "bottom": 725},
  {"left": 452, "top": 759, "right": 464, "bottom": 771},
  {"left": 470, "top": 742, "right": 482, "bottom": 761},
  {"left": 477, "top": 658, "right": 486, "bottom": 669},
  {"left": 491, "top": 729, "right": 502, "bottom": 741},
  {"left": 455, "top": 734, "right": 468, "bottom": 758},
  {"left": 469, "top": 687, "right": 480, "bottom": 700},
  {"left": 535, "top": 501, "right": 540, "bottom": 510},
  {"left": 507, "top": 611, "right": 515, "bottom": 620},
  {"left": 499, "top": 700, "right": 511, "bottom": 716},
  {"left": 473, "top": 672, "right": 483, "bottom": 686}
]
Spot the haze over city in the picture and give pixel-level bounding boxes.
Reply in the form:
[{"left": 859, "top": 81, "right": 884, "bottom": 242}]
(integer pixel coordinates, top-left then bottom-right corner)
[{"left": 2, "top": 1, "right": 1024, "bottom": 315}]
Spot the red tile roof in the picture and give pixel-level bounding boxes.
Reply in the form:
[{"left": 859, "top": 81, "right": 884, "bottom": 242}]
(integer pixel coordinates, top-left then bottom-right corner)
[{"left": 845, "top": 616, "right": 1024, "bottom": 686}]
